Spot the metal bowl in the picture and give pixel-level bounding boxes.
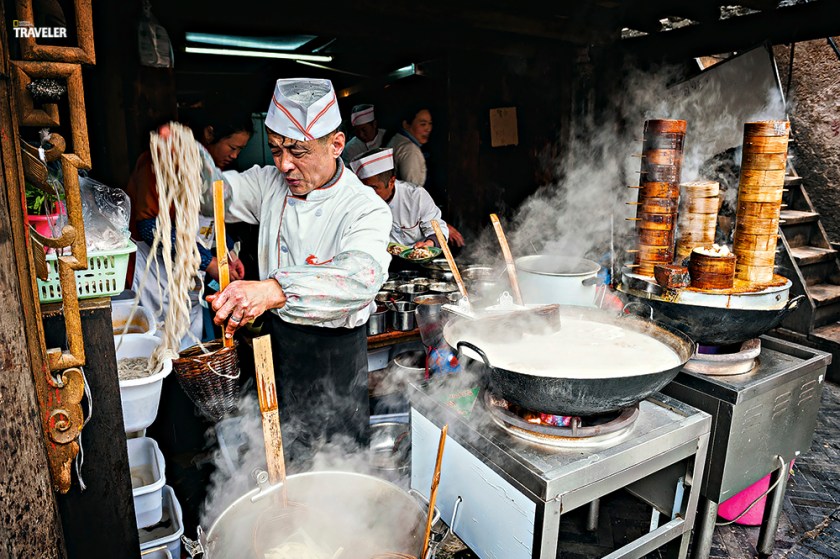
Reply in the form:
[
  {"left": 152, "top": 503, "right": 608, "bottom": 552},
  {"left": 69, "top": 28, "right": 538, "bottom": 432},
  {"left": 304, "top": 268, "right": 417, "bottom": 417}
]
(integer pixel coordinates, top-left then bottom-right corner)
[
  {"left": 381, "top": 281, "right": 400, "bottom": 291},
  {"left": 422, "top": 257, "right": 451, "bottom": 272},
  {"left": 429, "top": 269, "right": 455, "bottom": 282},
  {"left": 410, "top": 277, "right": 432, "bottom": 287},
  {"left": 375, "top": 291, "right": 404, "bottom": 304},
  {"left": 429, "top": 282, "right": 458, "bottom": 293},
  {"left": 370, "top": 421, "right": 411, "bottom": 473},
  {"left": 397, "top": 283, "right": 429, "bottom": 296},
  {"left": 398, "top": 270, "right": 422, "bottom": 281}
]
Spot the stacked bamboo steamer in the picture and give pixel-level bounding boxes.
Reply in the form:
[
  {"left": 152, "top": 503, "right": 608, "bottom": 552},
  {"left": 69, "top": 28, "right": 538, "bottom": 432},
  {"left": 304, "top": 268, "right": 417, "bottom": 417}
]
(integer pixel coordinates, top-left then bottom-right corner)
[
  {"left": 675, "top": 181, "right": 720, "bottom": 263},
  {"left": 630, "top": 119, "right": 687, "bottom": 277},
  {"left": 732, "top": 121, "right": 790, "bottom": 283}
]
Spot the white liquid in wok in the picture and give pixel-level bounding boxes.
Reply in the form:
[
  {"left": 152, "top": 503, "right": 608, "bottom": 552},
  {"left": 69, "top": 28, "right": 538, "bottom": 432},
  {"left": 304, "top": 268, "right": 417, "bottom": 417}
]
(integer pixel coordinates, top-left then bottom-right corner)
[{"left": 474, "top": 318, "right": 681, "bottom": 378}]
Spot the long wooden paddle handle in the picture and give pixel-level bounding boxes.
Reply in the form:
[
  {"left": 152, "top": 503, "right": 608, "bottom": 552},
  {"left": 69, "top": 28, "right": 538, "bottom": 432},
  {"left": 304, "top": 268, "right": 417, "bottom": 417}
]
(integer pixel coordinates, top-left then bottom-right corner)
[
  {"left": 254, "top": 335, "right": 287, "bottom": 506},
  {"left": 490, "top": 213, "right": 523, "bottom": 305},
  {"left": 431, "top": 220, "right": 468, "bottom": 301},
  {"left": 422, "top": 424, "right": 448, "bottom": 559},
  {"left": 213, "top": 180, "right": 232, "bottom": 348}
]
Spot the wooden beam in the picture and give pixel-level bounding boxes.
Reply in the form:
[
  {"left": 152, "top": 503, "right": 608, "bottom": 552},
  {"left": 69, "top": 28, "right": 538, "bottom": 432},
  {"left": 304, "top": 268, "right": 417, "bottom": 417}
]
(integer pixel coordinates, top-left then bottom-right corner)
[{"left": 622, "top": 0, "right": 840, "bottom": 61}]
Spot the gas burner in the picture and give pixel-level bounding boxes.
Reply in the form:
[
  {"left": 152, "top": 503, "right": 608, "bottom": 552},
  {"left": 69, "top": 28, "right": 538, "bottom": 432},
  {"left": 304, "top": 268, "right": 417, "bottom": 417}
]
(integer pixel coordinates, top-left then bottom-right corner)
[
  {"left": 482, "top": 391, "right": 639, "bottom": 448},
  {"left": 683, "top": 338, "right": 761, "bottom": 376}
]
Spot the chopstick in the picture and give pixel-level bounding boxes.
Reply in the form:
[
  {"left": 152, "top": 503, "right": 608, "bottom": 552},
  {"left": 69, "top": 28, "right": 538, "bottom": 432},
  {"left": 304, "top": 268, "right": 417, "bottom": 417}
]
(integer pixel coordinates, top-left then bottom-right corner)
[
  {"left": 254, "top": 334, "right": 287, "bottom": 506},
  {"left": 213, "top": 180, "right": 233, "bottom": 348},
  {"left": 489, "top": 213, "right": 523, "bottom": 305},
  {"left": 431, "top": 220, "right": 469, "bottom": 306},
  {"left": 421, "top": 424, "right": 448, "bottom": 559}
]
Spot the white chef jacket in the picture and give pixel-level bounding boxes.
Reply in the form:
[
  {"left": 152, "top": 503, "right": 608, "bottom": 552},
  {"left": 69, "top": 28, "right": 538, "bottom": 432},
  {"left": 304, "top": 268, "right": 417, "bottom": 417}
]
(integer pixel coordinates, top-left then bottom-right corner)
[
  {"left": 200, "top": 153, "right": 392, "bottom": 328},
  {"left": 341, "top": 128, "right": 386, "bottom": 165},
  {"left": 387, "top": 133, "right": 426, "bottom": 187},
  {"left": 388, "top": 180, "right": 449, "bottom": 246}
]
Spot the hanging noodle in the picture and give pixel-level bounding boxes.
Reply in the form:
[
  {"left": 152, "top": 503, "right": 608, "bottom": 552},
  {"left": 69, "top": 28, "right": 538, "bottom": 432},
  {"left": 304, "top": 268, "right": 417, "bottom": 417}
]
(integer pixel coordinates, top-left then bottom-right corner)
[{"left": 141, "top": 122, "right": 204, "bottom": 374}]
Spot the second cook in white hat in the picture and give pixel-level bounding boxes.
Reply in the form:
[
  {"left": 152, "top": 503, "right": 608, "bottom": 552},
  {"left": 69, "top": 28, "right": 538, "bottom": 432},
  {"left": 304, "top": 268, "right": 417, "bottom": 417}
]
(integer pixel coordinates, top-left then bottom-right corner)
[
  {"left": 198, "top": 77, "right": 392, "bottom": 464},
  {"left": 341, "top": 103, "right": 387, "bottom": 165},
  {"left": 350, "top": 147, "right": 450, "bottom": 248}
]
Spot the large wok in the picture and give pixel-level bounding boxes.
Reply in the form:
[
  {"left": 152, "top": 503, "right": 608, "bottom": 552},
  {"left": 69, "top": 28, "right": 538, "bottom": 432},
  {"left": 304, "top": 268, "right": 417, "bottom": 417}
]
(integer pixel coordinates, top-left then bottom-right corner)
[
  {"left": 622, "top": 290, "right": 804, "bottom": 346},
  {"left": 443, "top": 306, "right": 695, "bottom": 416}
]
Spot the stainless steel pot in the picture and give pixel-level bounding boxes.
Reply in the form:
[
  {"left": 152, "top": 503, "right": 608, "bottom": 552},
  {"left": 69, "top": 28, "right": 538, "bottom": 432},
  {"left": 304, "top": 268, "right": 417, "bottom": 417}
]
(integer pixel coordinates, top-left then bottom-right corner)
[
  {"left": 381, "top": 281, "right": 399, "bottom": 291},
  {"left": 397, "top": 283, "right": 429, "bottom": 296},
  {"left": 375, "top": 291, "right": 403, "bottom": 304},
  {"left": 186, "top": 471, "right": 439, "bottom": 559},
  {"left": 428, "top": 282, "right": 458, "bottom": 293},
  {"left": 461, "top": 265, "right": 509, "bottom": 306},
  {"left": 414, "top": 294, "right": 450, "bottom": 346},
  {"left": 390, "top": 301, "right": 417, "bottom": 331},
  {"left": 367, "top": 305, "right": 388, "bottom": 336}
]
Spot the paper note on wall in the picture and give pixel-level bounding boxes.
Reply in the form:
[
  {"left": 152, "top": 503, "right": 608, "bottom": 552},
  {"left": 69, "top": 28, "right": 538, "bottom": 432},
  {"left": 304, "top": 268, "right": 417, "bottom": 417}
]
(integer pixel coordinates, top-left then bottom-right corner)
[{"left": 489, "top": 107, "right": 518, "bottom": 147}]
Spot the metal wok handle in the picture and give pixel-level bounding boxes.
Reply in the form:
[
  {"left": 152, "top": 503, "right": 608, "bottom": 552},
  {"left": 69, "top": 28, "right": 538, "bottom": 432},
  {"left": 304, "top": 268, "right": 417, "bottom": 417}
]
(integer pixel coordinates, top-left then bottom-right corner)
[
  {"left": 581, "top": 276, "right": 600, "bottom": 286},
  {"left": 785, "top": 294, "right": 805, "bottom": 311},
  {"left": 408, "top": 488, "right": 442, "bottom": 528},
  {"left": 622, "top": 301, "right": 654, "bottom": 320},
  {"left": 183, "top": 526, "right": 207, "bottom": 558},
  {"left": 456, "top": 341, "right": 493, "bottom": 369}
]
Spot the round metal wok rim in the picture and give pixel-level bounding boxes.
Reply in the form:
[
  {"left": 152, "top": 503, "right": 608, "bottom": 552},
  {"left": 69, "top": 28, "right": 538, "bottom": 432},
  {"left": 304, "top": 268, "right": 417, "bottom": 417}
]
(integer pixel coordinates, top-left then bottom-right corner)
[
  {"left": 515, "top": 255, "right": 601, "bottom": 277},
  {"left": 443, "top": 306, "right": 695, "bottom": 380}
]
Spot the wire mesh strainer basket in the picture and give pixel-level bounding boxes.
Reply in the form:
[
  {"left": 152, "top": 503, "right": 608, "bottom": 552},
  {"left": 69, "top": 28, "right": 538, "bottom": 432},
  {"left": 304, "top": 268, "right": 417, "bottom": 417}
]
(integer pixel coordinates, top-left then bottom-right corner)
[{"left": 173, "top": 340, "right": 240, "bottom": 421}]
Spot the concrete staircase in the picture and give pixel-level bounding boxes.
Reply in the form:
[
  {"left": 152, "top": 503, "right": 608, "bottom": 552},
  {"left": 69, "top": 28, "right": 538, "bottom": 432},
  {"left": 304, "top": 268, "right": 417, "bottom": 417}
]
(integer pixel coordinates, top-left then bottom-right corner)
[{"left": 774, "top": 174, "right": 840, "bottom": 381}]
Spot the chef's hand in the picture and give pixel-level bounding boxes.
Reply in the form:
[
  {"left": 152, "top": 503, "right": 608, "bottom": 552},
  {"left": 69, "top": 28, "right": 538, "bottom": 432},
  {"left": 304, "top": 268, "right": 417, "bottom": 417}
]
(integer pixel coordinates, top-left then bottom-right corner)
[
  {"left": 205, "top": 257, "right": 219, "bottom": 281},
  {"left": 229, "top": 258, "right": 245, "bottom": 281},
  {"left": 448, "top": 226, "right": 465, "bottom": 247},
  {"left": 207, "top": 280, "right": 286, "bottom": 339},
  {"left": 414, "top": 240, "right": 435, "bottom": 248}
]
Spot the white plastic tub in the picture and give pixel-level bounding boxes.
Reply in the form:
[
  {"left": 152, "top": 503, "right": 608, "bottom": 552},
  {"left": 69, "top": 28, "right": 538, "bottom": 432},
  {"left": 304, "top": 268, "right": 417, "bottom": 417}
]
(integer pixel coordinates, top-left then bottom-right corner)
[
  {"left": 116, "top": 333, "right": 173, "bottom": 433},
  {"left": 112, "top": 300, "right": 157, "bottom": 336},
  {"left": 139, "top": 485, "right": 183, "bottom": 559},
  {"left": 140, "top": 546, "right": 172, "bottom": 559},
  {"left": 128, "top": 437, "right": 166, "bottom": 529}
]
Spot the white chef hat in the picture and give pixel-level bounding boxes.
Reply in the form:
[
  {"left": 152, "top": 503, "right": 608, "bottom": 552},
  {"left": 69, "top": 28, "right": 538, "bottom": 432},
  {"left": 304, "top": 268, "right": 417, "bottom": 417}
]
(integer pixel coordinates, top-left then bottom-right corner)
[
  {"left": 350, "top": 148, "right": 394, "bottom": 180},
  {"left": 350, "top": 104, "right": 375, "bottom": 126},
  {"left": 266, "top": 78, "right": 341, "bottom": 141}
]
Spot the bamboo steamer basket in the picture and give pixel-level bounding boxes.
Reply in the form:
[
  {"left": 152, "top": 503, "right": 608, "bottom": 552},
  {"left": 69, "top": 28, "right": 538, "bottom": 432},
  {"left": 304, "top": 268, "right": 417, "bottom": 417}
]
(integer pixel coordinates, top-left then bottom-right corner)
[
  {"left": 633, "top": 245, "right": 673, "bottom": 262},
  {"left": 636, "top": 212, "right": 677, "bottom": 229},
  {"left": 644, "top": 149, "right": 681, "bottom": 166},
  {"left": 683, "top": 196, "right": 720, "bottom": 214},
  {"left": 739, "top": 169, "right": 787, "bottom": 187},
  {"left": 642, "top": 165, "right": 682, "bottom": 184},
  {"left": 688, "top": 249, "right": 736, "bottom": 290},
  {"left": 639, "top": 228, "right": 674, "bottom": 246},
  {"left": 679, "top": 215, "right": 719, "bottom": 231},
  {"left": 744, "top": 120, "right": 790, "bottom": 137},
  {"left": 735, "top": 214, "right": 780, "bottom": 232},
  {"left": 639, "top": 182, "right": 681, "bottom": 199},
  {"left": 681, "top": 181, "right": 720, "bottom": 198},
  {"left": 744, "top": 135, "right": 790, "bottom": 153},
  {"left": 737, "top": 187, "right": 784, "bottom": 204},
  {"left": 733, "top": 233, "right": 779, "bottom": 252},
  {"left": 734, "top": 249, "right": 777, "bottom": 267},
  {"left": 645, "top": 119, "right": 688, "bottom": 135},
  {"left": 736, "top": 201, "right": 784, "bottom": 219},
  {"left": 741, "top": 152, "right": 788, "bottom": 171},
  {"left": 735, "top": 263, "right": 775, "bottom": 283},
  {"left": 637, "top": 198, "right": 680, "bottom": 214}
]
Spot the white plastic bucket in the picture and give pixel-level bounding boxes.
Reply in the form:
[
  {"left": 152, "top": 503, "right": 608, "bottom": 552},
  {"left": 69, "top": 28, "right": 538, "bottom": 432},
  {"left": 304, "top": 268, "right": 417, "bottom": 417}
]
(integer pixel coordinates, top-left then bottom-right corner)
[
  {"left": 515, "top": 255, "right": 601, "bottom": 307},
  {"left": 116, "top": 334, "right": 173, "bottom": 433},
  {"left": 139, "top": 485, "right": 183, "bottom": 559},
  {"left": 128, "top": 437, "right": 166, "bottom": 529},
  {"left": 140, "top": 547, "right": 172, "bottom": 559},
  {"left": 112, "top": 300, "right": 157, "bottom": 336}
]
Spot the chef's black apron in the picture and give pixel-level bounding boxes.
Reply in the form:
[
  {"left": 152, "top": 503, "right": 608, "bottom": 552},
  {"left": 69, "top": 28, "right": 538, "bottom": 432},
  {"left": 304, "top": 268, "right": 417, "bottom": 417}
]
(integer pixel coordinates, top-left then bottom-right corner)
[{"left": 264, "top": 312, "right": 370, "bottom": 470}]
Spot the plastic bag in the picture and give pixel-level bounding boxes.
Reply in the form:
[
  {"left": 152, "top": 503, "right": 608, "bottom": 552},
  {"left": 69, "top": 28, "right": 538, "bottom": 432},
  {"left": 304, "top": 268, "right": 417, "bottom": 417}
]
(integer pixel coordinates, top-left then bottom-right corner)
[
  {"left": 79, "top": 174, "right": 132, "bottom": 251},
  {"left": 137, "top": 0, "right": 173, "bottom": 68}
]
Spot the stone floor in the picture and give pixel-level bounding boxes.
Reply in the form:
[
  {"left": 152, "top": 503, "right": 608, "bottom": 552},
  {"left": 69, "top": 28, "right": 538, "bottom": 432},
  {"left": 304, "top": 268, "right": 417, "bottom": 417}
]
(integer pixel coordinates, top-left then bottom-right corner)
[{"left": 434, "top": 381, "right": 840, "bottom": 559}]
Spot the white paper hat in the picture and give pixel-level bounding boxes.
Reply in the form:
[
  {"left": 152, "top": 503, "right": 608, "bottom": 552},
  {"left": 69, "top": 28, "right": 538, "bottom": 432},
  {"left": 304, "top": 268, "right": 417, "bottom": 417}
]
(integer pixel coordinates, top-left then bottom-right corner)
[
  {"left": 350, "top": 148, "right": 394, "bottom": 180},
  {"left": 266, "top": 78, "right": 341, "bottom": 141},
  {"left": 350, "top": 104, "right": 375, "bottom": 126}
]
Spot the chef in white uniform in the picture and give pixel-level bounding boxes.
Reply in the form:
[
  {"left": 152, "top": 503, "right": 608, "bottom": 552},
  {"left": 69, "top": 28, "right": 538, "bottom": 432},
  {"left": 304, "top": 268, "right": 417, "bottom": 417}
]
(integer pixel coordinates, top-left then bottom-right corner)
[
  {"left": 197, "top": 78, "right": 392, "bottom": 463},
  {"left": 340, "top": 104, "right": 386, "bottom": 165},
  {"left": 350, "top": 148, "right": 449, "bottom": 248}
]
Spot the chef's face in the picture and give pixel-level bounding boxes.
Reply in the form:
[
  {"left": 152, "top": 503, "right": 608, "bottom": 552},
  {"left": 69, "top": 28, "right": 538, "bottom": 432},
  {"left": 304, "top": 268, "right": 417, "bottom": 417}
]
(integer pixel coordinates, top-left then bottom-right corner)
[
  {"left": 353, "top": 121, "right": 378, "bottom": 143},
  {"left": 362, "top": 174, "right": 396, "bottom": 202},
  {"left": 267, "top": 129, "right": 346, "bottom": 196},
  {"left": 206, "top": 131, "right": 251, "bottom": 169},
  {"left": 404, "top": 110, "right": 432, "bottom": 145}
]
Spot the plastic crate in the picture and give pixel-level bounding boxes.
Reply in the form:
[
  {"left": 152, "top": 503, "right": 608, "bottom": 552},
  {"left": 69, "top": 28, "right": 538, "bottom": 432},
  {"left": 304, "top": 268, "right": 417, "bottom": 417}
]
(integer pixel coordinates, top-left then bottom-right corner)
[{"left": 37, "top": 242, "right": 137, "bottom": 303}]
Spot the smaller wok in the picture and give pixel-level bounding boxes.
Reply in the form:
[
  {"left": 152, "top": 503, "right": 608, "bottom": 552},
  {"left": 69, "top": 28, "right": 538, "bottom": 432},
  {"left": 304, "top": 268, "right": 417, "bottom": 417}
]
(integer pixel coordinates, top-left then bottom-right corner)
[
  {"left": 445, "top": 306, "right": 695, "bottom": 416},
  {"left": 623, "top": 292, "right": 804, "bottom": 346}
]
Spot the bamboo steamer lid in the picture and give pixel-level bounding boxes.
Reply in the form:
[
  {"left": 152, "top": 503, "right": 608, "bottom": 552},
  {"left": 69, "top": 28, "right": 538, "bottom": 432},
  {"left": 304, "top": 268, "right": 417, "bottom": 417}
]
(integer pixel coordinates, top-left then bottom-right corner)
[
  {"left": 735, "top": 263, "right": 775, "bottom": 283},
  {"left": 638, "top": 182, "right": 681, "bottom": 198},
  {"left": 736, "top": 201, "right": 783, "bottom": 219},
  {"left": 683, "top": 196, "right": 720, "bottom": 214},
  {"left": 740, "top": 152, "right": 788, "bottom": 171},
  {"left": 733, "top": 233, "right": 779, "bottom": 252},
  {"left": 739, "top": 169, "right": 787, "bottom": 188},
  {"left": 681, "top": 180, "right": 720, "bottom": 198},
  {"left": 737, "top": 187, "right": 784, "bottom": 204},
  {"left": 743, "top": 120, "right": 790, "bottom": 137},
  {"left": 744, "top": 135, "right": 790, "bottom": 154},
  {"left": 639, "top": 228, "right": 674, "bottom": 246},
  {"left": 645, "top": 119, "right": 688, "bottom": 135},
  {"left": 644, "top": 149, "right": 681, "bottom": 166}
]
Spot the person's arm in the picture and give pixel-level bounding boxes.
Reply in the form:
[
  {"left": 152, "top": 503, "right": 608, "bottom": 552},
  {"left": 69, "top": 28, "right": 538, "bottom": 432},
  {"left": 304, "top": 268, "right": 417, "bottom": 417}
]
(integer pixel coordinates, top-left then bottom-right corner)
[
  {"left": 416, "top": 189, "right": 448, "bottom": 247},
  {"left": 137, "top": 217, "right": 213, "bottom": 271},
  {"left": 197, "top": 143, "right": 269, "bottom": 225},
  {"left": 271, "top": 203, "right": 392, "bottom": 324}
]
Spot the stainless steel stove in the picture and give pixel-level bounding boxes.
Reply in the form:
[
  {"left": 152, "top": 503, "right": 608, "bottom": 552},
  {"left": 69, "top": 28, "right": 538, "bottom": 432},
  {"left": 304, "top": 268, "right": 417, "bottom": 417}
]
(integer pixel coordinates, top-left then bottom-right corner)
[
  {"left": 662, "top": 335, "right": 831, "bottom": 559},
  {"left": 409, "top": 382, "right": 712, "bottom": 559}
]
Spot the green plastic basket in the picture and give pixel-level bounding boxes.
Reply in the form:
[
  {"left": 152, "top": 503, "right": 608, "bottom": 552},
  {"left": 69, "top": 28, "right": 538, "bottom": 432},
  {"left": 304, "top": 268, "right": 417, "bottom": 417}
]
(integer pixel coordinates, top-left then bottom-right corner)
[{"left": 37, "top": 242, "right": 137, "bottom": 303}]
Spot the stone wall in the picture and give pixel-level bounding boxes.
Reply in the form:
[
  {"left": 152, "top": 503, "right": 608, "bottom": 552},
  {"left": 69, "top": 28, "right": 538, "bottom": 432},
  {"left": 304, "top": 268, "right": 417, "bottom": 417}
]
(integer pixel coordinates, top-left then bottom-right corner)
[{"left": 774, "top": 39, "right": 840, "bottom": 241}]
